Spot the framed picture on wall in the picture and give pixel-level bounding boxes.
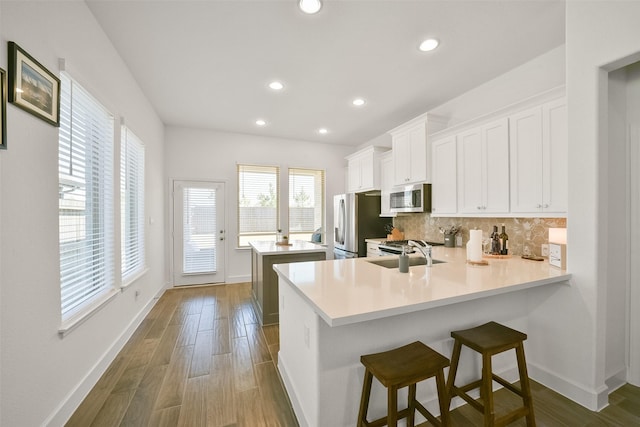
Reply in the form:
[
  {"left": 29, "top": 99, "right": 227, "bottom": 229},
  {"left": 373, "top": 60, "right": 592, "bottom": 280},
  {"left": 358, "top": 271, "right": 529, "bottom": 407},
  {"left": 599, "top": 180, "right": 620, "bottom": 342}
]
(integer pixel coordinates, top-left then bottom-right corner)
[
  {"left": 0, "top": 68, "right": 6, "bottom": 149},
  {"left": 8, "top": 41, "right": 60, "bottom": 127}
]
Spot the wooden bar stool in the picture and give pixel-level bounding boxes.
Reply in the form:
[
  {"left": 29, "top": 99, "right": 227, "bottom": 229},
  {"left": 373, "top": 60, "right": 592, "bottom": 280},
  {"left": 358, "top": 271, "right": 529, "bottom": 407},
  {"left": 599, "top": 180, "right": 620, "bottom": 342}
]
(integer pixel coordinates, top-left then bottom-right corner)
[
  {"left": 357, "top": 341, "right": 450, "bottom": 427},
  {"left": 445, "top": 321, "right": 536, "bottom": 427}
]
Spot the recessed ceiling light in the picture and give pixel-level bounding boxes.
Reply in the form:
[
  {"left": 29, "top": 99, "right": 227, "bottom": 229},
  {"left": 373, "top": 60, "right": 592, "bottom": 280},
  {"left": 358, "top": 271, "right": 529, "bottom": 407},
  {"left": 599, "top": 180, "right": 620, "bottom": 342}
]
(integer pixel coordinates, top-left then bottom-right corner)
[
  {"left": 419, "top": 38, "right": 439, "bottom": 52},
  {"left": 318, "top": 128, "right": 328, "bottom": 135},
  {"left": 268, "top": 81, "right": 284, "bottom": 90},
  {"left": 256, "top": 119, "right": 267, "bottom": 126},
  {"left": 299, "top": 0, "right": 322, "bottom": 14},
  {"left": 352, "top": 98, "right": 366, "bottom": 107}
]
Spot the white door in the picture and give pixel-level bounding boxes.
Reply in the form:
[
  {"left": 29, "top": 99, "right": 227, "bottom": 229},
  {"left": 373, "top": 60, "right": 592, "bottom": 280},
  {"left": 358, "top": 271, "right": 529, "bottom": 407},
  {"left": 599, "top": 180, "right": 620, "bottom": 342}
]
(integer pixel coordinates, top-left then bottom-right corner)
[{"left": 173, "top": 180, "right": 225, "bottom": 286}]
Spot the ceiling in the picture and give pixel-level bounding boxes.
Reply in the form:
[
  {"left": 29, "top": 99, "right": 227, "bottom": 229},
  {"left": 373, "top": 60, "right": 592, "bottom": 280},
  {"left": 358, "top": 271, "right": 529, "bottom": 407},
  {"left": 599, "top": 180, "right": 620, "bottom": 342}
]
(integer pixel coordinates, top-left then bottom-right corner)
[{"left": 86, "top": 0, "right": 565, "bottom": 146}]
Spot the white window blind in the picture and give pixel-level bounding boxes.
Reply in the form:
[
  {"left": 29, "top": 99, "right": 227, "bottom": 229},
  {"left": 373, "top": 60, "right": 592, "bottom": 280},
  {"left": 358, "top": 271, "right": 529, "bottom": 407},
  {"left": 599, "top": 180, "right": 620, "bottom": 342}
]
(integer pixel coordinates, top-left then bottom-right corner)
[
  {"left": 58, "top": 73, "right": 114, "bottom": 319},
  {"left": 120, "top": 126, "right": 145, "bottom": 283},
  {"left": 237, "top": 164, "right": 279, "bottom": 247},
  {"left": 289, "top": 168, "right": 325, "bottom": 242},
  {"left": 183, "top": 186, "right": 217, "bottom": 273}
]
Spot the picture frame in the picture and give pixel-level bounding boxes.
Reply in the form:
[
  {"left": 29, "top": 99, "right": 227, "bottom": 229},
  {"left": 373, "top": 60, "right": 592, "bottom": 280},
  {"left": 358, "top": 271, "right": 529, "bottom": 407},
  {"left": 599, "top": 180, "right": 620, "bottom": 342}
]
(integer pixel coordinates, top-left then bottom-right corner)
[
  {"left": 0, "top": 68, "right": 6, "bottom": 149},
  {"left": 8, "top": 41, "right": 60, "bottom": 127}
]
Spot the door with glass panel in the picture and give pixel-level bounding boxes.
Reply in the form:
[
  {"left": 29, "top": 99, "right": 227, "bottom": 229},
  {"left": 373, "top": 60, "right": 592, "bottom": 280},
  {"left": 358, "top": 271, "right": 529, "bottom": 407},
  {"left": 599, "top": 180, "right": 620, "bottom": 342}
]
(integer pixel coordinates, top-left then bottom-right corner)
[{"left": 173, "top": 181, "right": 225, "bottom": 286}]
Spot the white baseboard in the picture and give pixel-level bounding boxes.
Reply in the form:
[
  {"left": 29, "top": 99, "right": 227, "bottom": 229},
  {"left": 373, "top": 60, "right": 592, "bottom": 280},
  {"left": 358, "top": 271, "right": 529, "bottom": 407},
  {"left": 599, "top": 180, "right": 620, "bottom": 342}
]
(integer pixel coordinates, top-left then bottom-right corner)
[
  {"left": 278, "top": 353, "right": 310, "bottom": 427},
  {"left": 45, "top": 287, "right": 165, "bottom": 426},
  {"left": 528, "top": 361, "right": 609, "bottom": 411},
  {"left": 226, "top": 274, "right": 251, "bottom": 284}
]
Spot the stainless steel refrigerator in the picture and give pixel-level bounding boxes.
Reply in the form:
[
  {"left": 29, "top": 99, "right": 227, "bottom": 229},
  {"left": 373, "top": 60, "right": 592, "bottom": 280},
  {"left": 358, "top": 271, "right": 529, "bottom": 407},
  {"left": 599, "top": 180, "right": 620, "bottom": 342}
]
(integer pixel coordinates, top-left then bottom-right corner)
[{"left": 333, "top": 193, "right": 392, "bottom": 259}]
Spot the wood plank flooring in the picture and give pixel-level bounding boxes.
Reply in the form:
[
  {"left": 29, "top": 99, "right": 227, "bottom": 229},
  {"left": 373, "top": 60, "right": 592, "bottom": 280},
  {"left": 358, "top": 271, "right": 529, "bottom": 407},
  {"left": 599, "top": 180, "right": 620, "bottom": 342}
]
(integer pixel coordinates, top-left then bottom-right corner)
[
  {"left": 68, "top": 282, "right": 640, "bottom": 426},
  {"left": 66, "top": 283, "right": 296, "bottom": 427}
]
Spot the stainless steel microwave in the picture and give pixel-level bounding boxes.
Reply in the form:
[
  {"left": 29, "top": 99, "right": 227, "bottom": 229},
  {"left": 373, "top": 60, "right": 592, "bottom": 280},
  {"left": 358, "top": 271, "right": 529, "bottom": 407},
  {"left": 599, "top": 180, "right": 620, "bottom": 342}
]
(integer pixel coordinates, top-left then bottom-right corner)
[{"left": 389, "top": 183, "right": 432, "bottom": 213}]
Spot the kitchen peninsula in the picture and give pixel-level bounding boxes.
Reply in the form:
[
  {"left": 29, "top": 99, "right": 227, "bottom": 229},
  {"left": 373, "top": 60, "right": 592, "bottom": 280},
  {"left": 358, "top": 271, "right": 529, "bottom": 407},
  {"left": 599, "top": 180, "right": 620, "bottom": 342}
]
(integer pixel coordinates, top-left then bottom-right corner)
[
  {"left": 274, "top": 247, "right": 571, "bottom": 427},
  {"left": 249, "top": 240, "right": 327, "bottom": 325}
]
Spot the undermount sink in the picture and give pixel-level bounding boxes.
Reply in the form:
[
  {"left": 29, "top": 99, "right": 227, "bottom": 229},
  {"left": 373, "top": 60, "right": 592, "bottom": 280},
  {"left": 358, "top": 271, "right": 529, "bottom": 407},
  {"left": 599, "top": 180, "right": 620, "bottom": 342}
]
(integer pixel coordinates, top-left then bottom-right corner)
[{"left": 366, "top": 257, "right": 446, "bottom": 269}]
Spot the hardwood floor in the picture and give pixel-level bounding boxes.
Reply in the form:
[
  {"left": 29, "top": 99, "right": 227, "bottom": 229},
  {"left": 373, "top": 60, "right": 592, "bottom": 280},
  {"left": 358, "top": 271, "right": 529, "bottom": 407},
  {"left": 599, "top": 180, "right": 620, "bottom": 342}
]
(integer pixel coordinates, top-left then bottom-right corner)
[
  {"left": 68, "top": 283, "right": 640, "bottom": 426},
  {"left": 67, "top": 283, "right": 296, "bottom": 427}
]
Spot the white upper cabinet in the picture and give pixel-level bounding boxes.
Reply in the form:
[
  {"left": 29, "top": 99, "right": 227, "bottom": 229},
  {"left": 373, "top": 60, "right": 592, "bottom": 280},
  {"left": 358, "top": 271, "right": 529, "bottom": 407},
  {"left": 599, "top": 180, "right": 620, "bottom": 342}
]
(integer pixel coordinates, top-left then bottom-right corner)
[
  {"left": 542, "top": 99, "right": 568, "bottom": 213},
  {"left": 379, "top": 151, "right": 396, "bottom": 216},
  {"left": 346, "top": 146, "right": 389, "bottom": 193},
  {"left": 509, "top": 98, "right": 567, "bottom": 215},
  {"left": 389, "top": 113, "right": 447, "bottom": 186},
  {"left": 431, "top": 135, "right": 457, "bottom": 215},
  {"left": 458, "top": 118, "right": 510, "bottom": 215}
]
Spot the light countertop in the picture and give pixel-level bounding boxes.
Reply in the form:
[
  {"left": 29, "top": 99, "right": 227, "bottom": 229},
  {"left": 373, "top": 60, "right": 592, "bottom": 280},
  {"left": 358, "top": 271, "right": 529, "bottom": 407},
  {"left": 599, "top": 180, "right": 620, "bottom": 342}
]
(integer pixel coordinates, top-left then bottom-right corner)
[
  {"left": 249, "top": 240, "right": 327, "bottom": 256},
  {"left": 274, "top": 247, "right": 571, "bottom": 327}
]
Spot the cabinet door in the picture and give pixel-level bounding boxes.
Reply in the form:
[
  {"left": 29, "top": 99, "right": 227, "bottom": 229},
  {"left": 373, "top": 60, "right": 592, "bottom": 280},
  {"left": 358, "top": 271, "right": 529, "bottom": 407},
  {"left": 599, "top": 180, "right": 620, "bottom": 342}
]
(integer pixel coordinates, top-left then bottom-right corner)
[
  {"left": 509, "top": 106, "right": 543, "bottom": 213},
  {"left": 458, "top": 128, "right": 484, "bottom": 213},
  {"left": 359, "top": 150, "right": 375, "bottom": 190},
  {"left": 542, "top": 98, "right": 568, "bottom": 213},
  {"left": 347, "top": 156, "right": 361, "bottom": 193},
  {"left": 407, "top": 123, "right": 428, "bottom": 183},
  {"left": 432, "top": 136, "right": 457, "bottom": 215},
  {"left": 393, "top": 132, "right": 410, "bottom": 185},
  {"left": 483, "top": 118, "right": 510, "bottom": 213},
  {"left": 379, "top": 152, "right": 394, "bottom": 216}
]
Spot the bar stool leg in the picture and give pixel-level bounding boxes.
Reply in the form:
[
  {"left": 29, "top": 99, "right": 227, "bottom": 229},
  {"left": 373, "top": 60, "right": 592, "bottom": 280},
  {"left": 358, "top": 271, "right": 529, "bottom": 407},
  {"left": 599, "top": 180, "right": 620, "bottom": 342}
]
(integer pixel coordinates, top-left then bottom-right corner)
[
  {"left": 436, "top": 369, "right": 450, "bottom": 426},
  {"left": 407, "top": 383, "right": 417, "bottom": 427},
  {"left": 358, "top": 369, "right": 373, "bottom": 427},
  {"left": 446, "top": 340, "right": 462, "bottom": 409},
  {"left": 482, "top": 354, "right": 494, "bottom": 427},
  {"left": 516, "top": 344, "right": 536, "bottom": 427},
  {"left": 388, "top": 385, "right": 398, "bottom": 427}
]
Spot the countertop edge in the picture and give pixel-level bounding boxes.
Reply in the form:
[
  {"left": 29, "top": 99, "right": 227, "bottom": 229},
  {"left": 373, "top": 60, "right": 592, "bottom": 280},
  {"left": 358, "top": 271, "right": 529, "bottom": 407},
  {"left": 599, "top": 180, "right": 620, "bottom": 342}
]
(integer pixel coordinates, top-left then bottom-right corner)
[{"left": 275, "top": 262, "right": 571, "bottom": 328}]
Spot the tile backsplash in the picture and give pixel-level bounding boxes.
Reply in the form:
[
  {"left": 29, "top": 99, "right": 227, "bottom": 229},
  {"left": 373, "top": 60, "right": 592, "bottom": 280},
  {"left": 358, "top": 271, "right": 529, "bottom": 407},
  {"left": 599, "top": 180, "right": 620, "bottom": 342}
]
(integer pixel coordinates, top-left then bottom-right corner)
[{"left": 393, "top": 214, "right": 566, "bottom": 256}]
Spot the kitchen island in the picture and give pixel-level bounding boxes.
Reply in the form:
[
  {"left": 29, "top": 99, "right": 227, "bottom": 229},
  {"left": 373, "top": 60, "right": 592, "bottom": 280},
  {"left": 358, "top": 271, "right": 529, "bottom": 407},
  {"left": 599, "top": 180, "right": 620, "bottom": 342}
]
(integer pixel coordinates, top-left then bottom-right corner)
[
  {"left": 273, "top": 247, "right": 571, "bottom": 427},
  {"left": 249, "top": 240, "right": 327, "bottom": 325}
]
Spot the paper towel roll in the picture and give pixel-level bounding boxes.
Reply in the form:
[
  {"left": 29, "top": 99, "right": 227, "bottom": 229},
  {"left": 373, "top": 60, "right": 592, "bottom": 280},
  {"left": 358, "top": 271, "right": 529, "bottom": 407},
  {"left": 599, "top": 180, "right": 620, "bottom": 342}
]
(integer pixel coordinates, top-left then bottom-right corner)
[{"left": 467, "top": 229, "right": 483, "bottom": 262}]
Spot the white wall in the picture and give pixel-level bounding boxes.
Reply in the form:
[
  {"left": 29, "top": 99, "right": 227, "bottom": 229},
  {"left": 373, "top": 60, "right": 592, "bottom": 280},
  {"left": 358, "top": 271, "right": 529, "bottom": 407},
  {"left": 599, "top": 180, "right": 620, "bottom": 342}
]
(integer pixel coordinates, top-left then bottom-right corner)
[
  {"left": 0, "top": 2, "right": 165, "bottom": 426},
  {"left": 542, "top": 0, "right": 640, "bottom": 410},
  {"left": 165, "top": 127, "right": 353, "bottom": 283},
  {"left": 604, "top": 67, "right": 628, "bottom": 388},
  {"left": 430, "top": 45, "right": 566, "bottom": 126}
]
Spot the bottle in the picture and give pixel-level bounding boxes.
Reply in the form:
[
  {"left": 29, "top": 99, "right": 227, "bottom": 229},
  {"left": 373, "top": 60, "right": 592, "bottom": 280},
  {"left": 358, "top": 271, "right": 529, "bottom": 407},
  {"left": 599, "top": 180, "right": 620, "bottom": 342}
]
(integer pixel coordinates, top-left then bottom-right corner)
[
  {"left": 399, "top": 246, "right": 409, "bottom": 273},
  {"left": 499, "top": 224, "right": 509, "bottom": 255},
  {"left": 490, "top": 225, "right": 500, "bottom": 255}
]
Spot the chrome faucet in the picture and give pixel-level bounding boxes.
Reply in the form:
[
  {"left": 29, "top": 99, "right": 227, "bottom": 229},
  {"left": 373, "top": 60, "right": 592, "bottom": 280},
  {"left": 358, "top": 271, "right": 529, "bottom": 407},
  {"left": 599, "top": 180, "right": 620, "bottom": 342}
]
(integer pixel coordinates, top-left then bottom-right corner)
[{"left": 408, "top": 240, "right": 432, "bottom": 267}]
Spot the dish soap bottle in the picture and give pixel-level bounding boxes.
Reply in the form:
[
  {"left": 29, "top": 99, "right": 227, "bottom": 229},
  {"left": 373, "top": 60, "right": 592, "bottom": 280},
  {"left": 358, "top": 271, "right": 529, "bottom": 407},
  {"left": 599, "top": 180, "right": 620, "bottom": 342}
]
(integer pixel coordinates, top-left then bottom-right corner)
[{"left": 399, "top": 246, "right": 409, "bottom": 273}]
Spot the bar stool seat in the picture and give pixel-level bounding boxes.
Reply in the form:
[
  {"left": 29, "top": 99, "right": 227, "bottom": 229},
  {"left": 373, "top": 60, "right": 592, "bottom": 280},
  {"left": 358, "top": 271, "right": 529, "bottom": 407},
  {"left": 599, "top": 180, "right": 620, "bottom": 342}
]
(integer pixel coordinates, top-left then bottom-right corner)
[
  {"left": 446, "top": 321, "right": 536, "bottom": 427},
  {"left": 357, "top": 341, "right": 450, "bottom": 427}
]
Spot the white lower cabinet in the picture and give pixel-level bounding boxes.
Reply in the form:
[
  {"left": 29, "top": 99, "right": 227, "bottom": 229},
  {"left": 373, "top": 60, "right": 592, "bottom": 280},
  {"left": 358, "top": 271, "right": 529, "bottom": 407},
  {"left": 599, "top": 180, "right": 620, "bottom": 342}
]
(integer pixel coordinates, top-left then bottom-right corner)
[
  {"left": 366, "top": 242, "right": 381, "bottom": 257},
  {"left": 509, "top": 98, "right": 567, "bottom": 215}
]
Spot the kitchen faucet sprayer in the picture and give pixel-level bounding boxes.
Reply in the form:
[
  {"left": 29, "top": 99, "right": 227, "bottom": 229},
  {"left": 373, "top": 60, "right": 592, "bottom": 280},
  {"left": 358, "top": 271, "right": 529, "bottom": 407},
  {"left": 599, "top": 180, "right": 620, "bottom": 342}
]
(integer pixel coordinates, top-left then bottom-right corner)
[{"left": 408, "top": 240, "right": 432, "bottom": 267}]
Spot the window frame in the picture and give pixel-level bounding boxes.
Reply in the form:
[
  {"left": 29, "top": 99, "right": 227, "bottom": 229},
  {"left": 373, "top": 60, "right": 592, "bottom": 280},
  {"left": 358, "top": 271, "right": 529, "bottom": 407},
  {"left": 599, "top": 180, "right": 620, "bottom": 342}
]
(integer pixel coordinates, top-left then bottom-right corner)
[
  {"left": 237, "top": 164, "right": 280, "bottom": 247},
  {"left": 58, "top": 72, "right": 116, "bottom": 331},
  {"left": 120, "top": 125, "right": 146, "bottom": 286},
  {"left": 288, "top": 167, "right": 325, "bottom": 244}
]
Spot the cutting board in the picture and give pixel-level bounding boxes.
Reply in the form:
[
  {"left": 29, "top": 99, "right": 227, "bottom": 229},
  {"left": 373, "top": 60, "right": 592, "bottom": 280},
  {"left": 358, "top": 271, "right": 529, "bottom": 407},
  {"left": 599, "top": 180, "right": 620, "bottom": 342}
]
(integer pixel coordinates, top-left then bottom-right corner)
[{"left": 387, "top": 228, "right": 405, "bottom": 241}]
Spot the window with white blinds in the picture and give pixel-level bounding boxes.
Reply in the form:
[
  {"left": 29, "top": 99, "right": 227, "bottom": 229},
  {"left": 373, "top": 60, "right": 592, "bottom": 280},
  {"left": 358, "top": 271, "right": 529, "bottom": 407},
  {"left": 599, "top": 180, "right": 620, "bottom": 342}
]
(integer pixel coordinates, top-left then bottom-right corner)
[
  {"left": 58, "top": 73, "right": 114, "bottom": 320},
  {"left": 288, "top": 168, "right": 325, "bottom": 243},
  {"left": 120, "top": 126, "right": 145, "bottom": 283},
  {"left": 237, "top": 164, "right": 279, "bottom": 247}
]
